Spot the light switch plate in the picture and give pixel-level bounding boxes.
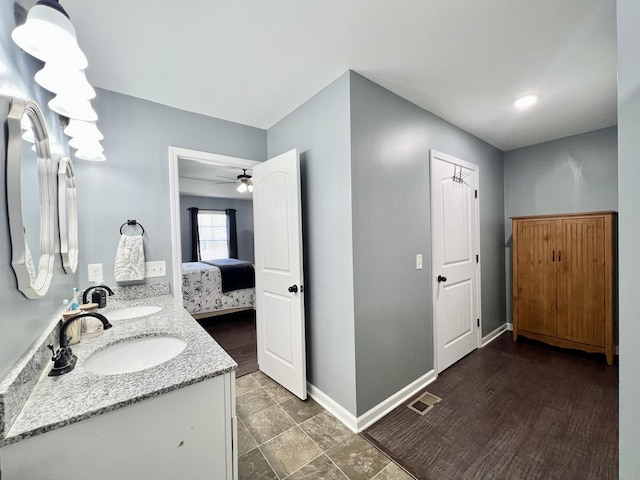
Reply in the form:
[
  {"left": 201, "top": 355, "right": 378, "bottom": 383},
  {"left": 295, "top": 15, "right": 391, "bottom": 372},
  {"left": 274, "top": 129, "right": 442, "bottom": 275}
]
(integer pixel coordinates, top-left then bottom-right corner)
[
  {"left": 145, "top": 261, "right": 166, "bottom": 278},
  {"left": 416, "top": 254, "right": 423, "bottom": 270}
]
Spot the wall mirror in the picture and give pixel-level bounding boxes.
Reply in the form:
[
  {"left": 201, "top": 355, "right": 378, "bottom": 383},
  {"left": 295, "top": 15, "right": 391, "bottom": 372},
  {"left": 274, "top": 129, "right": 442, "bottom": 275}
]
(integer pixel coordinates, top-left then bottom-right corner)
[
  {"left": 57, "top": 157, "right": 78, "bottom": 274},
  {"left": 6, "top": 97, "right": 56, "bottom": 298}
]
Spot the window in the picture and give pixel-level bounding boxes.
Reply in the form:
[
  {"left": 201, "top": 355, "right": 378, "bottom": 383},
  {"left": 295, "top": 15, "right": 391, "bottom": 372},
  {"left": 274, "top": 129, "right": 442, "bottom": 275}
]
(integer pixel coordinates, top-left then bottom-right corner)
[{"left": 197, "top": 210, "right": 228, "bottom": 261}]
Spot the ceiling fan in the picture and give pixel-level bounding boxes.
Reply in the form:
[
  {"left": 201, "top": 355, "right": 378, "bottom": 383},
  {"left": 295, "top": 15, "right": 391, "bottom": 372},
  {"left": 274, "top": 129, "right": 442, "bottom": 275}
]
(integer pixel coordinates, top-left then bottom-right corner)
[{"left": 210, "top": 168, "right": 253, "bottom": 193}]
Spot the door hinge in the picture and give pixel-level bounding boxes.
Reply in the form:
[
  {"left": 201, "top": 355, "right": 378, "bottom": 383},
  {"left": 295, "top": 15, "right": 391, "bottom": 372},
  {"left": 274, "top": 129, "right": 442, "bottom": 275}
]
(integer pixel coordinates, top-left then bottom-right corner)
[
  {"left": 476, "top": 254, "right": 479, "bottom": 263},
  {"left": 477, "top": 318, "right": 480, "bottom": 327},
  {"left": 475, "top": 189, "right": 478, "bottom": 198}
]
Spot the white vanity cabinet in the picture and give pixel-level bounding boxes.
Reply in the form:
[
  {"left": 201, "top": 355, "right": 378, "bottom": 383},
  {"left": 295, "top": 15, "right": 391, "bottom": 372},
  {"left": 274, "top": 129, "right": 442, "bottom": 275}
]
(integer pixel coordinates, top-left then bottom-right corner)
[{"left": 0, "top": 373, "right": 237, "bottom": 480}]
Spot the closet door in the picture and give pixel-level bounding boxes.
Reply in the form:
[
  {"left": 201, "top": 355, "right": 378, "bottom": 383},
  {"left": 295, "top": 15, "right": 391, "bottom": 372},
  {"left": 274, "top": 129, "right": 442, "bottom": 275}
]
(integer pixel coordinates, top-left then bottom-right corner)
[
  {"left": 514, "top": 219, "right": 557, "bottom": 337},
  {"left": 556, "top": 216, "right": 606, "bottom": 346}
]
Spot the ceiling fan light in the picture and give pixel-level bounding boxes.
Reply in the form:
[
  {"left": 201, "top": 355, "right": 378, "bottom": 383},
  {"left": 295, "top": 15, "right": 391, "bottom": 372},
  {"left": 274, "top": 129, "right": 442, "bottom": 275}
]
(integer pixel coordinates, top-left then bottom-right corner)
[
  {"left": 235, "top": 169, "right": 253, "bottom": 193},
  {"left": 11, "top": 3, "right": 88, "bottom": 69}
]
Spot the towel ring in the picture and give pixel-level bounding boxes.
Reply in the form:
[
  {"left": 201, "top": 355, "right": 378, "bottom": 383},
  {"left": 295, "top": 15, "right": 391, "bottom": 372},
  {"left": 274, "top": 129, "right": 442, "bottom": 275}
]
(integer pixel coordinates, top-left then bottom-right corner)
[{"left": 119, "top": 219, "right": 145, "bottom": 236}]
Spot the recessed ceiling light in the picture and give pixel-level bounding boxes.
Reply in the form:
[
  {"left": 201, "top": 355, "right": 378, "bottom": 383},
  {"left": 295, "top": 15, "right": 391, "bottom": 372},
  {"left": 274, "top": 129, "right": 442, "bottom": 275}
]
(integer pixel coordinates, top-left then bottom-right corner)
[{"left": 514, "top": 94, "right": 539, "bottom": 109}]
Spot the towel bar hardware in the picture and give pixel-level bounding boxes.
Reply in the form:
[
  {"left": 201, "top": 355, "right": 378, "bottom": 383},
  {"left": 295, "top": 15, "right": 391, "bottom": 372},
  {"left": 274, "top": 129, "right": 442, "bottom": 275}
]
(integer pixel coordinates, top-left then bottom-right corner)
[{"left": 119, "top": 219, "right": 145, "bottom": 236}]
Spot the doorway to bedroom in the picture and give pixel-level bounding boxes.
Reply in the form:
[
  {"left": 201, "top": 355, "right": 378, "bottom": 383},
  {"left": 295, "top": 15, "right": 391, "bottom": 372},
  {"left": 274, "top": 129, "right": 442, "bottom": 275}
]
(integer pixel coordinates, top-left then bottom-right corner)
[{"left": 171, "top": 149, "right": 261, "bottom": 378}]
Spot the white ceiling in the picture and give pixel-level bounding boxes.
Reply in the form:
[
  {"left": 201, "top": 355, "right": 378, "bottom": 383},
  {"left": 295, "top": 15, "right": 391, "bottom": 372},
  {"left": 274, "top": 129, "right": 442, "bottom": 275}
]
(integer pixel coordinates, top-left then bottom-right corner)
[
  {"left": 179, "top": 160, "right": 253, "bottom": 200},
  {"left": 63, "top": 0, "right": 617, "bottom": 152}
]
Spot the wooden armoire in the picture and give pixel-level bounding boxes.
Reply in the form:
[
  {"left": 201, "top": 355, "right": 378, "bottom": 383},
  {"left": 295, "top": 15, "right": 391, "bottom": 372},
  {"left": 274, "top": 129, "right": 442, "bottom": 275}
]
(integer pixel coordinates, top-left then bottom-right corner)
[{"left": 512, "top": 211, "right": 616, "bottom": 365}]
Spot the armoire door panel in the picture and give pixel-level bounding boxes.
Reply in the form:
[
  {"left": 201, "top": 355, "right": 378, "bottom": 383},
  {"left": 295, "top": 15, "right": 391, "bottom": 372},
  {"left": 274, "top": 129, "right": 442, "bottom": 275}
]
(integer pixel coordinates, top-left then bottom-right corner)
[
  {"left": 512, "top": 212, "right": 615, "bottom": 365},
  {"left": 515, "top": 220, "right": 557, "bottom": 337},
  {"left": 556, "top": 217, "right": 606, "bottom": 346}
]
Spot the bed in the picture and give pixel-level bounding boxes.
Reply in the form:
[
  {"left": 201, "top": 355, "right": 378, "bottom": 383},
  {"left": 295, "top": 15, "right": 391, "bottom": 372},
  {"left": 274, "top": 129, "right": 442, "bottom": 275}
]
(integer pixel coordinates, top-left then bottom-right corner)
[{"left": 182, "top": 260, "right": 255, "bottom": 319}]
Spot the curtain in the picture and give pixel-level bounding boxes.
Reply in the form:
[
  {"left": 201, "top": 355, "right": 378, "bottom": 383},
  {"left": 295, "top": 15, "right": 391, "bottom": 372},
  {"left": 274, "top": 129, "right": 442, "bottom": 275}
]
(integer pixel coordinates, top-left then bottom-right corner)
[
  {"left": 188, "top": 207, "right": 200, "bottom": 262},
  {"left": 226, "top": 209, "right": 238, "bottom": 259}
]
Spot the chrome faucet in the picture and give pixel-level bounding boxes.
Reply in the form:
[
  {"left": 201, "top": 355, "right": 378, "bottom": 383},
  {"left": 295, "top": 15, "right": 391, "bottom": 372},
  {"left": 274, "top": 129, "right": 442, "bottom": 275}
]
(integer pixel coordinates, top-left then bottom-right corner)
[
  {"left": 82, "top": 284, "right": 114, "bottom": 306},
  {"left": 48, "top": 312, "right": 113, "bottom": 377}
]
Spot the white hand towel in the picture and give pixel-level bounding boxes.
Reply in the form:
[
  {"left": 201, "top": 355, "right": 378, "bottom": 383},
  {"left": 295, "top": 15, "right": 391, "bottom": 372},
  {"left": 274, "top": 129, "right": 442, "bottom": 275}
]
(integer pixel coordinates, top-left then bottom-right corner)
[{"left": 114, "top": 234, "right": 145, "bottom": 281}]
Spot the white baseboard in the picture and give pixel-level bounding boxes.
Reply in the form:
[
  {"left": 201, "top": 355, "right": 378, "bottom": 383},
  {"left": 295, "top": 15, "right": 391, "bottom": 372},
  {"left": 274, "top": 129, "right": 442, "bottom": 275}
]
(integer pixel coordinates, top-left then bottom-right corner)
[
  {"left": 356, "top": 369, "right": 437, "bottom": 432},
  {"left": 306, "top": 384, "right": 359, "bottom": 433},
  {"left": 481, "top": 323, "right": 509, "bottom": 347},
  {"left": 308, "top": 369, "right": 437, "bottom": 433},
  {"left": 507, "top": 322, "right": 513, "bottom": 331}
]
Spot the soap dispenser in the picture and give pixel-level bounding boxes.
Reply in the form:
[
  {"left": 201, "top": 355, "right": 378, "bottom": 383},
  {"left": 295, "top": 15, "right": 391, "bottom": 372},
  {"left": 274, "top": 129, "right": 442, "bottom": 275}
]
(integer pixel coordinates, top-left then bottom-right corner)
[{"left": 71, "top": 287, "right": 80, "bottom": 311}]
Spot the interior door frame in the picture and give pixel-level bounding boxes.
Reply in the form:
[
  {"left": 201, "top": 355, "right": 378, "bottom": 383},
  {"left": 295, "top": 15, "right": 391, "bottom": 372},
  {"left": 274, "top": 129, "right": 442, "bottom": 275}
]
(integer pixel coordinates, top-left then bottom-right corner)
[
  {"left": 429, "top": 149, "right": 482, "bottom": 373},
  {"left": 168, "top": 146, "right": 260, "bottom": 301}
]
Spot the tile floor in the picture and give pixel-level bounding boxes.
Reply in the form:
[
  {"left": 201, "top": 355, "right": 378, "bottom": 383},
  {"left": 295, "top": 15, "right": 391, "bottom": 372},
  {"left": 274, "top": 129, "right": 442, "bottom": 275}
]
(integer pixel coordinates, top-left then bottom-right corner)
[{"left": 236, "top": 371, "right": 415, "bottom": 480}]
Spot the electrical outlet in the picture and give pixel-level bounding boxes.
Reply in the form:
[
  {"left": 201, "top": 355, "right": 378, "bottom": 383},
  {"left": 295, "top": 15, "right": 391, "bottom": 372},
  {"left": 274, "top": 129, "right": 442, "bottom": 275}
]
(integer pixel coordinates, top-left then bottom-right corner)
[
  {"left": 145, "top": 260, "right": 166, "bottom": 278},
  {"left": 416, "top": 254, "right": 423, "bottom": 270},
  {"left": 88, "top": 263, "right": 103, "bottom": 282}
]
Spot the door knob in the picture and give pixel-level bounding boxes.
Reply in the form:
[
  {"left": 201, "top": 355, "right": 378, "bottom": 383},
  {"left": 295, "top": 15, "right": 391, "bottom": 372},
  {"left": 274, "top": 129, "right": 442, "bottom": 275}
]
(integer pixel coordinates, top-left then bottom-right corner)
[
  {"left": 288, "top": 285, "right": 299, "bottom": 293},
  {"left": 437, "top": 275, "right": 447, "bottom": 283}
]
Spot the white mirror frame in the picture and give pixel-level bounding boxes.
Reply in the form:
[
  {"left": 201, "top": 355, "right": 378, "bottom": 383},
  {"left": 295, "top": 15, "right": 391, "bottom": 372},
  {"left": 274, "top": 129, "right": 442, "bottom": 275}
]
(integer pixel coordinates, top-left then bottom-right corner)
[
  {"left": 58, "top": 156, "right": 78, "bottom": 274},
  {"left": 6, "top": 98, "right": 56, "bottom": 298}
]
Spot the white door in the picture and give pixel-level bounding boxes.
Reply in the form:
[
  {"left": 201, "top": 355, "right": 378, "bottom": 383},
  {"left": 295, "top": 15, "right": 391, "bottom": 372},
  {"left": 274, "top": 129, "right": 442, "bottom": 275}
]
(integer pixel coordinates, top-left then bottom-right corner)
[
  {"left": 430, "top": 150, "right": 481, "bottom": 373},
  {"left": 252, "top": 149, "right": 307, "bottom": 399}
]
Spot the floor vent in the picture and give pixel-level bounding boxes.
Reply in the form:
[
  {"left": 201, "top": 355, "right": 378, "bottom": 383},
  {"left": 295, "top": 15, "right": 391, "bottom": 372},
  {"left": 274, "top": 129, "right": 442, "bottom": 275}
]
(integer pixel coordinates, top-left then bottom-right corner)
[{"left": 407, "top": 392, "right": 442, "bottom": 416}]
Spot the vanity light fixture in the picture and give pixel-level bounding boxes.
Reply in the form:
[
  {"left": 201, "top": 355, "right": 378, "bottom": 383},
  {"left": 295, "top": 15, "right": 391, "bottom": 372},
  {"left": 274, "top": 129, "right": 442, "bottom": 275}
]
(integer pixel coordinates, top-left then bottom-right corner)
[
  {"left": 72, "top": 137, "right": 105, "bottom": 161},
  {"left": 514, "top": 94, "right": 540, "bottom": 110},
  {"left": 13, "top": 0, "right": 106, "bottom": 161},
  {"left": 35, "top": 63, "right": 96, "bottom": 99},
  {"left": 68, "top": 136, "right": 103, "bottom": 152},
  {"left": 75, "top": 150, "right": 106, "bottom": 162},
  {"left": 48, "top": 95, "right": 98, "bottom": 121},
  {"left": 64, "top": 119, "right": 103, "bottom": 140},
  {"left": 11, "top": 0, "right": 87, "bottom": 69}
]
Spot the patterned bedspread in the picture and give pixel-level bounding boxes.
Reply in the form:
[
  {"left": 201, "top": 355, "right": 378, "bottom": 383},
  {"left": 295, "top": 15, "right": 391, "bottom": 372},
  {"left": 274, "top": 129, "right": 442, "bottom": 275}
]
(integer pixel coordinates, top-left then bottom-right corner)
[{"left": 182, "top": 262, "right": 255, "bottom": 315}]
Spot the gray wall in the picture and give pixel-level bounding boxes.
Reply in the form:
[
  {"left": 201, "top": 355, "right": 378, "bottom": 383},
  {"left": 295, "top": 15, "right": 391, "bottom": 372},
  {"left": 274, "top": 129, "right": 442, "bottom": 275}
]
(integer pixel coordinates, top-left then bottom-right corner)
[
  {"left": 268, "top": 71, "right": 505, "bottom": 417},
  {"left": 179, "top": 195, "right": 255, "bottom": 264},
  {"left": 76, "top": 88, "right": 266, "bottom": 289},
  {"left": 504, "top": 127, "right": 618, "bottom": 220},
  {"left": 267, "top": 72, "right": 358, "bottom": 415},
  {"left": 0, "top": 0, "right": 78, "bottom": 379},
  {"left": 503, "top": 127, "right": 618, "bottom": 324},
  {"left": 617, "top": 0, "right": 640, "bottom": 476},
  {"left": 349, "top": 72, "right": 505, "bottom": 414}
]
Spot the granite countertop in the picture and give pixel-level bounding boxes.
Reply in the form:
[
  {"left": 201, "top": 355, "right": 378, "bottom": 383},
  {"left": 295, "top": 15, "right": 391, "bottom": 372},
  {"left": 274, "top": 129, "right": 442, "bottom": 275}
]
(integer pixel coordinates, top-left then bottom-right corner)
[{"left": 1, "top": 294, "right": 237, "bottom": 446}]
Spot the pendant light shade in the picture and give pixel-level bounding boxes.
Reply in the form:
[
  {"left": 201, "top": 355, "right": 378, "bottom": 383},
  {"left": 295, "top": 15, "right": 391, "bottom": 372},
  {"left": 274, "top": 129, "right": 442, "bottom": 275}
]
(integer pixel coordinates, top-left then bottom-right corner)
[
  {"left": 64, "top": 119, "right": 103, "bottom": 140},
  {"left": 11, "top": 2, "right": 87, "bottom": 69},
  {"left": 75, "top": 150, "right": 106, "bottom": 162},
  {"left": 68, "top": 136, "right": 104, "bottom": 151},
  {"left": 74, "top": 138, "right": 105, "bottom": 161},
  {"left": 14, "top": 1, "right": 107, "bottom": 162},
  {"left": 48, "top": 94, "right": 98, "bottom": 121},
  {"left": 35, "top": 63, "right": 95, "bottom": 98}
]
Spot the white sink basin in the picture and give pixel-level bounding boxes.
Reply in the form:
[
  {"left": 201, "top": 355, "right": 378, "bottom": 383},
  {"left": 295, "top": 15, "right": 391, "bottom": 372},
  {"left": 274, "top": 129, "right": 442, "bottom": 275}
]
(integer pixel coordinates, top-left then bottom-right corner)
[
  {"left": 106, "top": 305, "right": 162, "bottom": 320},
  {"left": 85, "top": 336, "right": 186, "bottom": 375}
]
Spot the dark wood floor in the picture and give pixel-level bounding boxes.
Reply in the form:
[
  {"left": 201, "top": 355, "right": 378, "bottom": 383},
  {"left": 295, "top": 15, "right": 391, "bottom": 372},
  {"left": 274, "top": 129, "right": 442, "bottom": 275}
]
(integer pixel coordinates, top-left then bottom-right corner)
[
  {"left": 197, "top": 310, "right": 258, "bottom": 377},
  {"left": 362, "top": 332, "right": 618, "bottom": 480}
]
